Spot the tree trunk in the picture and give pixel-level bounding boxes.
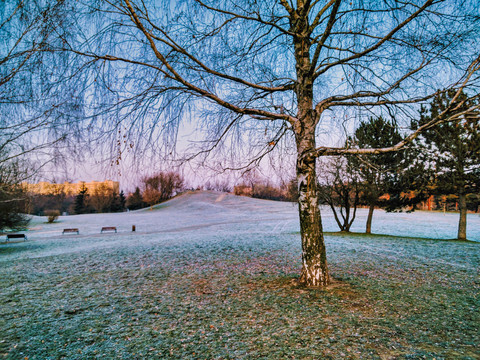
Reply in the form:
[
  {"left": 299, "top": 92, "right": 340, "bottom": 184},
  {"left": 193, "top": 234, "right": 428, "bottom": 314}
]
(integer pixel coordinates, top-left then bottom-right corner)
[
  {"left": 296, "top": 132, "right": 330, "bottom": 287},
  {"left": 457, "top": 192, "right": 467, "bottom": 240},
  {"left": 366, "top": 204, "right": 375, "bottom": 234},
  {"left": 292, "top": 5, "right": 329, "bottom": 287}
]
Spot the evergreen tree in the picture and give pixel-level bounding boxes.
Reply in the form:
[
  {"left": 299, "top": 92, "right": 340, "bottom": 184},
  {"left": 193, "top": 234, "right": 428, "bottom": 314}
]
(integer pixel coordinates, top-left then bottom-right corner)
[
  {"left": 348, "top": 117, "right": 403, "bottom": 233},
  {"left": 109, "top": 192, "right": 124, "bottom": 212},
  {"left": 119, "top": 190, "right": 126, "bottom": 211},
  {"left": 126, "top": 187, "right": 145, "bottom": 210},
  {"left": 412, "top": 90, "right": 480, "bottom": 240},
  {"left": 74, "top": 184, "right": 89, "bottom": 214}
]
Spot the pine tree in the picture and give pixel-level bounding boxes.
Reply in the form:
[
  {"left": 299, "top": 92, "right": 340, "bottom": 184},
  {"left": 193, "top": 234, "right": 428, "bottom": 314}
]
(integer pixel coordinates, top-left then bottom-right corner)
[
  {"left": 119, "top": 190, "right": 126, "bottom": 211},
  {"left": 126, "top": 187, "right": 145, "bottom": 210},
  {"left": 74, "top": 184, "right": 89, "bottom": 214},
  {"left": 348, "top": 117, "right": 403, "bottom": 233},
  {"left": 412, "top": 90, "right": 480, "bottom": 240},
  {"left": 109, "top": 192, "right": 124, "bottom": 212}
]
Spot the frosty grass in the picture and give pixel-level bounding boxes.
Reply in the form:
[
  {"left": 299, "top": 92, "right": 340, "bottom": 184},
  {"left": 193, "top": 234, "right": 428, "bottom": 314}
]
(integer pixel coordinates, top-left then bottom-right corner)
[{"left": 1, "top": 191, "right": 479, "bottom": 359}]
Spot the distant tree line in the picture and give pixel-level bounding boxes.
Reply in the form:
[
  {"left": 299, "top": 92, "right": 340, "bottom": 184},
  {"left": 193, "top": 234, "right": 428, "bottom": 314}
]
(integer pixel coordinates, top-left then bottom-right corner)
[
  {"left": 233, "top": 179, "right": 298, "bottom": 203},
  {"left": 2, "top": 103, "right": 479, "bottom": 242},
  {"left": 72, "top": 184, "right": 127, "bottom": 215},
  {"left": 29, "top": 183, "right": 127, "bottom": 215},
  {"left": 0, "top": 170, "right": 185, "bottom": 229}
]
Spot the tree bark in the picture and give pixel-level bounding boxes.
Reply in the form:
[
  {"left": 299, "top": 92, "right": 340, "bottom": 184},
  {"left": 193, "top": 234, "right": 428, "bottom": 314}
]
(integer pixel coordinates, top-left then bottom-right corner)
[
  {"left": 296, "top": 136, "right": 330, "bottom": 287},
  {"left": 292, "top": 3, "right": 329, "bottom": 287},
  {"left": 457, "top": 192, "right": 467, "bottom": 240},
  {"left": 366, "top": 204, "right": 375, "bottom": 234}
]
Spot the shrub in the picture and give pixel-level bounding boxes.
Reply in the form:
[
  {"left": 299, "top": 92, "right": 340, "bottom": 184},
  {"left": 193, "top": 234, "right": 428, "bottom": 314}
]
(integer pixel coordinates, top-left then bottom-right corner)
[
  {"left": 252, "top": 183, "right": 285, "bottom": 201},
  {"left": 45, "top": 209, "right": 60, "bottom": 223},
  {"left": 233, "top": 184, "right": 252, "bottom": 197}
]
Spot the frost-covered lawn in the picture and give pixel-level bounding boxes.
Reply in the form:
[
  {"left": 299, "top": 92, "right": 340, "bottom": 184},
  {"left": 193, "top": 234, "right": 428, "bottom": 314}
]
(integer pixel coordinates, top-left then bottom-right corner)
[{"left": 1, "top": 191, "right": 479, "bottom": 359}]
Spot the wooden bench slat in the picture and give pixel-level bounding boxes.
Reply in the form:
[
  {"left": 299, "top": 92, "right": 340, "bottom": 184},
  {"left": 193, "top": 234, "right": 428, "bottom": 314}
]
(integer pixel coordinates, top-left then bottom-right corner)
[
  {"left": 101, "top": 227, "right": 117, "bottom": 233},
  {"left": 62, "top": 228, "right": 79, "bottom": 234}
]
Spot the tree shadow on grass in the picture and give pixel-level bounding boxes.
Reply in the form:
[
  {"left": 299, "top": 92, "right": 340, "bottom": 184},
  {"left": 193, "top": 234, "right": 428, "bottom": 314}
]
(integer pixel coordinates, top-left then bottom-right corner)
[
  {"left": 288, "top": 230, "right": 480, "bottom": 243},
  {"left": 326, "top": 231, "right": 480, "bottom": 243},
  {"left": 252, "top": 273, "right": 359, "bottom": 296},
  {"left": 0, "top": 241, "right": 41, "bottom": 256}
]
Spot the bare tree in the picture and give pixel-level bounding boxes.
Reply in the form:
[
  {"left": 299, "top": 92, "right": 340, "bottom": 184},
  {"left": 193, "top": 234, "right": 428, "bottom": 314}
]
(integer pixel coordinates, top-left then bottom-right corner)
[
  {"left": 142, "top": 171, "right": 184, "bottom": 207},
  {"left": 90, "top": 183, "right": 115, "bottom": 213},
  {"left": 4, "top": 0, "right": 480, "bottom": 286},
  {"left": 318, "top": 157, "right": 360, "bottom": 232},
  {"left": 0, "top": 1, "right": 77, "bottom": 166}
]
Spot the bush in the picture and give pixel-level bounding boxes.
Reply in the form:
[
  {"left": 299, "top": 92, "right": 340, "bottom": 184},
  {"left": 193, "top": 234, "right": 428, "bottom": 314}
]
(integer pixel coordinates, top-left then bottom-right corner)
[
  {"left": 252, "top": 183, "right": 285, "bottom": 201},
  {"left": 233, "top": 184, "right": 252, "bottom": 197},
  {"left": 204, "top": 180, "right": 232, "bottom": 192},
  {"left": 45, "top": 210, "right": 60, "bottom": 223}
]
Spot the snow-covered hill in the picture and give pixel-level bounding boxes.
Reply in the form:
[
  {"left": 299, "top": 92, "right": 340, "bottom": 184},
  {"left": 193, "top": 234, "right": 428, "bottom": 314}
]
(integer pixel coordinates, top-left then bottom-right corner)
[{"left": 8, "top": 190, "right": 480, "bottom": 243}]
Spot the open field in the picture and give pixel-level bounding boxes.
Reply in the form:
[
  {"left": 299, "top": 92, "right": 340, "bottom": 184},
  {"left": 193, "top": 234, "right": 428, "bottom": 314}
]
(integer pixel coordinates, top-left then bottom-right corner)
[{"left": 1, "top": 191, "right": 479, "bottom": 359}]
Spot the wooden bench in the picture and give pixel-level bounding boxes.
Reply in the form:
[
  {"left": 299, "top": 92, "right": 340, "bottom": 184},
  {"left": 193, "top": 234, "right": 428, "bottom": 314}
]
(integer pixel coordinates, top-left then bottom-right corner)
[
  {"left": 62, "top": 228, "right": 79, "bottom": 235},
  {"left": 6, "top": 233, "right": 27, "bottom": 242},
  {"left": 101, "top": 226, "right": 117, "bottom": 233}
]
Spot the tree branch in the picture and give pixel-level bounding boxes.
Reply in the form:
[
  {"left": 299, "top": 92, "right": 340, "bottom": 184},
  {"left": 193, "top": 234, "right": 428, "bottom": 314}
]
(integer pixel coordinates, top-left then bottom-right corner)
[
  {"left": 313, "top": 0, "right": 434, "bottom": 79},
  {"left": 313, "top": 101, "right": 480, "bottom": 157},
  {"left": 194, "top": 0, "right": 294, "bottom": 36},
  {"left": 310, "top": 0, "right": 342, "bottom": 71},
  {"left": 123, "top": 0, "right": 294, "bottom": 123}
]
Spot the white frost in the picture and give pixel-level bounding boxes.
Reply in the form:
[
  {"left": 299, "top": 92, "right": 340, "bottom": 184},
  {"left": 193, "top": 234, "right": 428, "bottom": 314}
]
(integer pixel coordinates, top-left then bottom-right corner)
[{"left": 2, "top": 190, "right": 479, "bottom": 262}]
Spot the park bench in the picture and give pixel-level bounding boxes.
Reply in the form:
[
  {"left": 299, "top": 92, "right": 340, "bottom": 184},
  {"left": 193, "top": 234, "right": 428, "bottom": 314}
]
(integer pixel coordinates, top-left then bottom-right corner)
[
  {"left": 6, "top": 233, "right": 27, "bottom": 242},
  {"left": 101, "top": 226, "right": 117, "bottom": 233},
  {"left": 62, "top": 228, "right": 79, "bottom": 235}
]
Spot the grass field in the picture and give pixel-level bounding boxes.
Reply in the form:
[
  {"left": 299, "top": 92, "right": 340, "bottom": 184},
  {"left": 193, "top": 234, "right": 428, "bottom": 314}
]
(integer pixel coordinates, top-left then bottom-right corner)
[{"left": 1, "top": 191, "right": 479, "bottom": 359}]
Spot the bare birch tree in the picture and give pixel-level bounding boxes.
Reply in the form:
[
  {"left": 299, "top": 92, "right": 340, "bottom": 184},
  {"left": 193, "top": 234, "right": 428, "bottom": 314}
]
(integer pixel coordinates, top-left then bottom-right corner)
[
  {"left": 4, "top": 0, "right": 480, "bottom": 286},
  {"left": 0, "top": 1, "right": 77, "bottom": 165}
]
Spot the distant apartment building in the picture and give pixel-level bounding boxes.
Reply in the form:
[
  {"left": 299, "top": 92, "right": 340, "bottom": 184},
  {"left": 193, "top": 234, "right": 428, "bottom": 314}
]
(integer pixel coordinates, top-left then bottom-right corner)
[{"left": 24, "top": 180, "right": 120, "bottom": 196}]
